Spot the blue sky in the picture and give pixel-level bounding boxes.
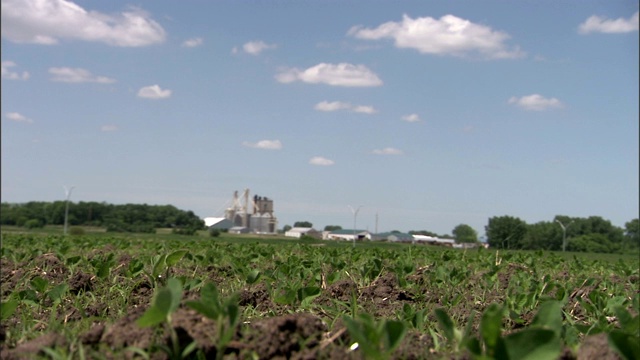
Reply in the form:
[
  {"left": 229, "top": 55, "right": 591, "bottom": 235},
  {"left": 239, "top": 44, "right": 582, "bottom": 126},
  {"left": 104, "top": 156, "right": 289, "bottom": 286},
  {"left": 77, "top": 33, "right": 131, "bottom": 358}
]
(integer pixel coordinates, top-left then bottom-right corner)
[{"left": 2, "top": 0, "right": 638, "bottom": 236}]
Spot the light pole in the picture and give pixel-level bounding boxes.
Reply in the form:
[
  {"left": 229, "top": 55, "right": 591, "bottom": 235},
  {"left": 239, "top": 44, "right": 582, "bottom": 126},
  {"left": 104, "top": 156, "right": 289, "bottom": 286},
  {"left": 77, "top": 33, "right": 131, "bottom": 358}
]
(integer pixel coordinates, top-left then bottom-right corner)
[
  {"left": 63, "top": 185, "right": 75, "bottom": 235},
  {"left": 555, "top": 219, "right": 573, "bottom": 252},
  {"left": 348, "top": 205, "right": 362, "bottom": 248}
]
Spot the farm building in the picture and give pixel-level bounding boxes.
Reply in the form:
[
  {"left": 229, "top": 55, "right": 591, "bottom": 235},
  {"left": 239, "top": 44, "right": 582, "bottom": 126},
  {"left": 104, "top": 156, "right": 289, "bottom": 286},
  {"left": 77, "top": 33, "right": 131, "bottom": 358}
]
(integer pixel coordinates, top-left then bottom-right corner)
[
  {"left": 228, "top": 226, "right": 250, "bottom": 234},
  {"left": 371, "top": 232, "right": 414, "bottom": 242},
  {"left": 207, "top": 189, "right": 279, "bottom": 234},
  {"left": 412, "top": 235, "right": 455, "bottom": 246},
  {"left": 284, "top": 227, "right": 322, "bottom": 239},
  {"left": 325, "top": 229, "right": 371, "bottom": 241},
  {"left": 203, "top": 217, "right": 233, "bottom": 230}
]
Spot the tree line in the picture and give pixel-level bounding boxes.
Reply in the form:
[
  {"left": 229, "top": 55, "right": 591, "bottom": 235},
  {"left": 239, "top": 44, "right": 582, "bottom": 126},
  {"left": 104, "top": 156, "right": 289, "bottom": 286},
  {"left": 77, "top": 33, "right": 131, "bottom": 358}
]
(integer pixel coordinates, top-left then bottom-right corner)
[
  {"left": 0, "top": 201, "right": 204, "bottom": 234},
  {"left": 483, "top": 215, "right": 638, "bottom": 253}
]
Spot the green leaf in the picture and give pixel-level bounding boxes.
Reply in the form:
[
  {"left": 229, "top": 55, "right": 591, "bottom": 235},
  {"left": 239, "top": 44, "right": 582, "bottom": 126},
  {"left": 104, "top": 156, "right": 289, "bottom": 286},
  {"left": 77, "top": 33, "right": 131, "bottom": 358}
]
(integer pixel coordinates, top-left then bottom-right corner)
[
  {"left": 30, "top": 276, "right": 48, "bottom": 293},
  {"left": 185, "top": 300, "right": 218, "bottom": 320},
  {"left": 434, "top": 308, "right": 455, "bottom": 343},
  {"left": 136, "top": 304, "right": 167, "bottom": 327},
  {"left": 65, "top": 255, "right": 81, "bottom": 266},
  {"left": 298, "top": 286, "right": 321, "bottom": 302},
  {"left": 1, "top": 300, "right": 19, "bottom": 320},
  {"left": 608, "top": 330, "right": 640, "bottom": 360},
  {"left": 503, "top": 328, "right": 562, "bottom": 360},
  {"left": 136, "top": 278, "right": 182, "bottom": 327},
  {"left": 47, "top": 283, "right": 68, "bottom": 303},
  {"left": 96, "top": 261, "right": 111, "bottom": 279},
  {"left": 152, "top": 254, "right": 167, "bottom": 278},
  {"left": 531, "top": 301, "right": 563, "bottom": 335},
  {"left": 165, "top": 278, "right": 183, "bottom": 314},
  {"left": 480, "top": 303, "right": 503, "bottom": 352},
  {"left": 383, "top": 320, "right": 407, "bottom": 352},
  {"left": 165, "top": 250, "right": 188, "bottom": 267},
  {"left": 246, "top": 269, "right": 261, "bottom": 284}
]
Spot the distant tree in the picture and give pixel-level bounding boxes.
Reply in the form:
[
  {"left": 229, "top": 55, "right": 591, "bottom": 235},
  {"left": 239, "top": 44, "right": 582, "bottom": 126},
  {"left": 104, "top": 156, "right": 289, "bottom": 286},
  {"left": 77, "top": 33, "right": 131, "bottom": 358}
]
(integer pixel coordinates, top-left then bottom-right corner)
[
  {"left": 293, "top": 221, "right": 313, "bottom": 228},
  {"left": 324, "top": 225, "right": 342, "bottom": 231},
  {"left": 624, "top": 218, "right": 639, "bottom": 248},
  {"left": 452, "top": 224, "right": 478, "bottom": 243},
  {"left": 485, "top": 216, "right": 527, "bottom": 249},
  {"left": 521, "top": 221, "right": 562, "bottom": 251},
  {"left": 282, "top": 225, "right": 292, "bottom": 232}
]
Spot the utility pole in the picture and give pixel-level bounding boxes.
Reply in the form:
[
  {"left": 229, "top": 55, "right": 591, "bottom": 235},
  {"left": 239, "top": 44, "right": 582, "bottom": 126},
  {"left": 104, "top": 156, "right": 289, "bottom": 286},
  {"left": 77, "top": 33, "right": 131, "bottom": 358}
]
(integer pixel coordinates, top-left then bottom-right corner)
[
  {"left": 348, "top": 205, "right": 362, "bottom": 248},
  {"left": 63, "top": 185, "right": 75, "bottom": 235},
  {"left": 555, "top": 219, "right": 574, "bottom": 252}
]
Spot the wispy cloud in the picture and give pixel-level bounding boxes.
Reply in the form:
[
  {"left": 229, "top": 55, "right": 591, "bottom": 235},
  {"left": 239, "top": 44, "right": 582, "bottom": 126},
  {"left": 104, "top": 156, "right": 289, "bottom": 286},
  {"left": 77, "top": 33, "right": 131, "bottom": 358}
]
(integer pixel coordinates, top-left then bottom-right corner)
[
  {"left": 276, "top": 63, "right": 383, "bottom": 87},
  {"left": 236, "top": 40, "right": 277, "bottom": 55},
  {"left": 100, "top": 124, "right": 118, "bottom": 132},
  {"left": 137, "top": 85, "right": 172, "bottom": 99},
  {"left": 49, "top": 67, "right": 115, "bottom": 83},
  {"left": 1, "top": 61, "right": 29, "bottom": 80},
  {"left": 182, "top": 37, "right": 203, "bottom": 47},
  {"left": 309, "top": 156, "right": 335, "bottom": 166},
  {"left": 348, "top": 14, "right": 524, "bottom": 59},
  {"left": 242, "top": 139, "right": 282, "bottom": 150},
  {"left": 1, "top": 0, "right": 166, "bottom": 47},
  {"left": 372, "top": 147, "right": 403, "bottom": 155},
  {"left": 5, "top": 112, "right": 33, "bottom": 124},
  {"left": 402, "top": 113, "right": 421, "bottom": 122},
  {"left": 314, "top": 101, "right": 378, "bottom": 114},
  {"left": 508, "top": 94, "right": 563, "bottom": 111},
  {"left": 579, "top": 11, "right": 639, "bottom": 34}
]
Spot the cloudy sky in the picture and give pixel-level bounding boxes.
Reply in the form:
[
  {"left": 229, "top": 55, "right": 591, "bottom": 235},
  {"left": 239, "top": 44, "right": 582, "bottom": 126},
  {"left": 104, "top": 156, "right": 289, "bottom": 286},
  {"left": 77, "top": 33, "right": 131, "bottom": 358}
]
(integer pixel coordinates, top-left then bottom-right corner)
[{"left": 2, "top": 0, "right": 638, "bottom": 236}]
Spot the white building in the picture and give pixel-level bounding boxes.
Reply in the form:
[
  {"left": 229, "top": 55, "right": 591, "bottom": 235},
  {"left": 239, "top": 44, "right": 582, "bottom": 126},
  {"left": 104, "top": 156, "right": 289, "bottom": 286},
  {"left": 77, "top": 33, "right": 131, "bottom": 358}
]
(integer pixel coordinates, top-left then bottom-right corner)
[{"left": 284, "top": 227, "right": 321, "bottom": 239}]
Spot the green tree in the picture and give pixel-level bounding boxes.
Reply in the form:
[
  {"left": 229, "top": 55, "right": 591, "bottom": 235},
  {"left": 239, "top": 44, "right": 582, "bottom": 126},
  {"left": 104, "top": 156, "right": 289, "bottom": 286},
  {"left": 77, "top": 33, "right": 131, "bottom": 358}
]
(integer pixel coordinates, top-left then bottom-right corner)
[
  {"left": 293, "top": 221, "right": 313, "bottom": 228},
  {"left": 324, "top": 225, "right": 342, "bottom": 231},
  {"left": 452, "top": 224, "right": 478, "bottom": 243},
  {"left": 521, "top": 221, "right": 562, "bottom": 251},
  {"left": 282, "top": 225, "right": 292, "bottom": 232},
  {"left": 624, "top": 219, "right": 639, "bottom": 248},
  {"left": 485, "top": 216, "right": 527, "bottom": 249}
]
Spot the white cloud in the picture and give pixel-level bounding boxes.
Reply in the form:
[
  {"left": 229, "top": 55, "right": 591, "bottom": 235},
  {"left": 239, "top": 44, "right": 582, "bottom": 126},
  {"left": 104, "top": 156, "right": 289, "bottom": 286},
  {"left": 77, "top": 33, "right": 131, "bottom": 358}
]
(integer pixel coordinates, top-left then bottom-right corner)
[
  {"left": 137, "top": 85, "right": 172, "bottom": 99},
  {"left": 508, "top": 94, "right": 564, "bottom": 111},
  {"left": 352, "top": 105, "right": 377, "bottom": 114},
  {"left": 1, "top": 61, "right": 30, "bottom": 80},
  {"left": 314, "top": 101, "right": 377, "bottom": 114},
  {"left": 100, "top": 124, "right": 118, "bottom": 132},
  {"left": 579, "top": 11, "right": 639, "bottom": 34},
  {"left": 402, "top": 114, "right": 421, "bottom": 122},
  {"left": 5, "top": 112, "right": 33, "bottom": 123},
  {"left": 276, "top": 63, "right": 383, "bottom": 87},
  {"left": 1, "top": 0, "right": 166, "bottom": 47},
  {"left": 242, "top": 140, "right": 282, "bottom": 150},
  {"left": 372, "top": 147, "right": 403, "bottom": 155},
  {"left": 314, "top": 101, "right": 352, "bottom": 112},
  {"left": 49, "top": 67, "right": 115, "bottom": 83},
  {"left": 348, "top": 14, "right": 524, "bottom": 59},
  {"left": 182, "top": 37, "right": 203, "bottom": 47},
  {"left": 242, "top": 40, "right": 276, "bottom": 55},
  {"left": 309, "top": 156, "right": 335, "bottom": 166}
]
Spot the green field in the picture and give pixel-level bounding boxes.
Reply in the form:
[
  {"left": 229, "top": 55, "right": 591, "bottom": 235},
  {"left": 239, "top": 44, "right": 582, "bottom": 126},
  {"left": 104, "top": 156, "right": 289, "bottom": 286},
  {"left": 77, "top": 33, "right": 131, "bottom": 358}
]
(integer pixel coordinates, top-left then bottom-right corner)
[{"left": 1, "top": 229, "right": 638, "bottom": 359}]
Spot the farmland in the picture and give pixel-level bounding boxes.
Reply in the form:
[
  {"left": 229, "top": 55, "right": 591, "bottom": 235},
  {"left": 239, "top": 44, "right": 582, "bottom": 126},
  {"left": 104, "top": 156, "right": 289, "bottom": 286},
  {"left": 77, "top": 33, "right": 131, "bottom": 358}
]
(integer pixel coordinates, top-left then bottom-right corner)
[{"left": 1, "top": 230, "right": 638, "bottom": 359}]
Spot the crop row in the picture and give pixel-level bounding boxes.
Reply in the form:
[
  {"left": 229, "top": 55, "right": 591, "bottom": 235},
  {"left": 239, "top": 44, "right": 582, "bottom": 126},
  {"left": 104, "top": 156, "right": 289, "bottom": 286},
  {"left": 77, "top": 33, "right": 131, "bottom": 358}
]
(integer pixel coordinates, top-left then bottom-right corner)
[{"left": 0, "top": 232, "right": 638, "bottom": 359}]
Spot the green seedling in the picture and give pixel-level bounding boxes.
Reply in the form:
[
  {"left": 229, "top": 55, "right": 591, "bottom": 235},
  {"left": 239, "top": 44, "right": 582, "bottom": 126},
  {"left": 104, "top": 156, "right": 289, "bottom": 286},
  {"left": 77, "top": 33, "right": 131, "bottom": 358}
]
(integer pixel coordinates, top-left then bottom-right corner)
[
  {"left": 185, "top": 282, "right": 239, "bottom": 360},
  {"left": 343, "top": 313, "right": 407, "bottom": 360},
  {"left": 137, "top": 278, "right": 195, "bottom": 360}
]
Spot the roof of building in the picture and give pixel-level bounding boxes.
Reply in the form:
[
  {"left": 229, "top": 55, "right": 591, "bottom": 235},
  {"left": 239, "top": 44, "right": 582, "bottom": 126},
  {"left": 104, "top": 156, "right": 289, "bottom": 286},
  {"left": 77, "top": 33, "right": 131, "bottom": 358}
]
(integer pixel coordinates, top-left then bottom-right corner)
[
  {"left": 329, "top": 229, "right": 369, "bottom": 235},
  {"left": 286, "top": 227, "right": 317, "bottom": 233},
  {"left": 204, "top": 217, "right": 230, "bottom": 227}
]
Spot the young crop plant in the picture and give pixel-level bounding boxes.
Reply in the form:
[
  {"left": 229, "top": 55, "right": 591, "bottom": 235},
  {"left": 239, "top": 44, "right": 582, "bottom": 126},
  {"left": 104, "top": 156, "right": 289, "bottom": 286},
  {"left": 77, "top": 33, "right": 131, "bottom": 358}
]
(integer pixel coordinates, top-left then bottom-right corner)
[
  {"left": 136, "top": 277, "right": 197, "bottom": 360},
  {"left": 185, "top": 282, "right": 240, "bottom": 360},
  {"left": 343, "top": 313, "right": 407, "bottom": 360},
  {"left": 436, "top": 301, "right": 566, "bottom": 360}
]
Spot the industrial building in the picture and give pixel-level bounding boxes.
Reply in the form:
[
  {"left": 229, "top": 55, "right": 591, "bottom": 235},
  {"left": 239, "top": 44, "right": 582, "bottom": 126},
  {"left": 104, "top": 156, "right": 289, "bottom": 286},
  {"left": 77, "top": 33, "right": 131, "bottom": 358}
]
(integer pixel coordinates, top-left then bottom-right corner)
[{"left": 217, "top": 189, "right": 278, "bottom": 234}]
